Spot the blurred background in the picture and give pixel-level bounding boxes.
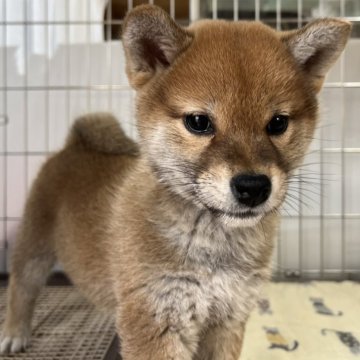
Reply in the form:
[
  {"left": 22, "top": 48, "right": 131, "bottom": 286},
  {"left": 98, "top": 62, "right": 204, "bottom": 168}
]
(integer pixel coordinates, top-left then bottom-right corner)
[{"left": 0, "top": 0, "right": 359, "bottom": 282}]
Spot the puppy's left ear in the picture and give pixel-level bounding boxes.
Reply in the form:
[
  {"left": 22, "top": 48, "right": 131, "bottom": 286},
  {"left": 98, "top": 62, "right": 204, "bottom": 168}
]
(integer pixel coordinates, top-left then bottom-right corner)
[
  {"left": 122, "top": 5, "right": 193, "bottom": 89},
  {"left": 281, "top": 18, "right": 352, "bottom": 92}
]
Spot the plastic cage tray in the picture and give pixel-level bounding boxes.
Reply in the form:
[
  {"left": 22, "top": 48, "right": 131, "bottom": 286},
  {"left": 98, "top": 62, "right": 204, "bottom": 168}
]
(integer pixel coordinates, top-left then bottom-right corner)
[{"left": 0, "top": 286, "right": 117, "bottom": 360}]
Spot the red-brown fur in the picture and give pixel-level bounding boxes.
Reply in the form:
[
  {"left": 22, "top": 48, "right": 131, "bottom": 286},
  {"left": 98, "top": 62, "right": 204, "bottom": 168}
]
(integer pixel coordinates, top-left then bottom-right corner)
[{"left": 1, "top": 5, "right": 351, "bottom": 359}]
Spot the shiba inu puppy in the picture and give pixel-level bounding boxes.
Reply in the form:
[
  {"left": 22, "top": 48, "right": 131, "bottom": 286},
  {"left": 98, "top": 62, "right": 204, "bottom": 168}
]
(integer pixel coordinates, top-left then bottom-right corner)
[{"left": 0, "top": 5, "right": 351, "bottom": 359}]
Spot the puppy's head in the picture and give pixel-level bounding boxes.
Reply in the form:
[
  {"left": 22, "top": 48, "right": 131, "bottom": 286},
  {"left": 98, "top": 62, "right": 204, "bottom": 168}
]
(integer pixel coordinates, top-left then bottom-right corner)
[{"left": 122, "top": 5, "right": 351, "bottom": 227}]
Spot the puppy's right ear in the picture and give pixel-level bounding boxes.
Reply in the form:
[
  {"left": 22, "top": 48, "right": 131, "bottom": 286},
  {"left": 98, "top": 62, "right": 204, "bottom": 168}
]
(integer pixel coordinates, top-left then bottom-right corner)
[
  {"left": 122, "top": 5, "right": 193, "bottom": 89},
  {"left": 281, "top": 18, "right": 351, "bottom": 92}
]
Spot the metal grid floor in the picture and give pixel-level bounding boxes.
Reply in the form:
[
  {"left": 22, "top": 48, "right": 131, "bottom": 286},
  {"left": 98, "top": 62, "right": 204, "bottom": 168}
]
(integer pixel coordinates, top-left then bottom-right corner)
[{"left": 0, "top": 286, "right": 116, "bottom": 360}]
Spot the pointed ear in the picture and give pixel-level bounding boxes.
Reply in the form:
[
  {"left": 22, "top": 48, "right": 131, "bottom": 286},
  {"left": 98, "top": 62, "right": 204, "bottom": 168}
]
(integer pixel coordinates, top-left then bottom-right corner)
[
  {"left": 281, "top": 18, "right": 352, "bottom": 92},
  {"left": 122, "top": 5, "right": 193, "bottom": 89}
]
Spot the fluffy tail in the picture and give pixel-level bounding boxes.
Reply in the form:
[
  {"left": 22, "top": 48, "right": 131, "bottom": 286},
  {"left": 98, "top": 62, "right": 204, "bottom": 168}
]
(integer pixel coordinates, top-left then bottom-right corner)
[{"left": 66, "top": 112, "right": 138, "bottom": 155}]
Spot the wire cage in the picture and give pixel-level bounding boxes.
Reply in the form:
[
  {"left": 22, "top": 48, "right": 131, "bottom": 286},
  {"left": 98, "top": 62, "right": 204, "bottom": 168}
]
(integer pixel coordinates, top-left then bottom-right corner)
[{"left": 0, "top": 0, "right": 359, "bottom": 282}]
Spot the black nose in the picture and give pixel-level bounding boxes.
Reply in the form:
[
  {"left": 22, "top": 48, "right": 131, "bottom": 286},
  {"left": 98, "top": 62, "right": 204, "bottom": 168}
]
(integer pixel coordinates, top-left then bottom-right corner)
[{"left": 230, "top": 174, "right": 272, "bottom": 208}]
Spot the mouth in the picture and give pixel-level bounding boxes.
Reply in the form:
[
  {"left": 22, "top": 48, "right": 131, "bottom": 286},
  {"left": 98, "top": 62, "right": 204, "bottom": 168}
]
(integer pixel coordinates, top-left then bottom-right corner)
[{"left": 206, "top": 206, "right": 260, "bottom": 219}]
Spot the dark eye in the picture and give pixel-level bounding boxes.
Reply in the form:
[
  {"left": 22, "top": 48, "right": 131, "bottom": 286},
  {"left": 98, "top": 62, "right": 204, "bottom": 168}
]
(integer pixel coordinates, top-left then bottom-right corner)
[
  {"left": 184, "top": 114, "right": 214, "bottom": 135},
  {"left": 266, "top": 114, "right": 289, "bottom": 136}
]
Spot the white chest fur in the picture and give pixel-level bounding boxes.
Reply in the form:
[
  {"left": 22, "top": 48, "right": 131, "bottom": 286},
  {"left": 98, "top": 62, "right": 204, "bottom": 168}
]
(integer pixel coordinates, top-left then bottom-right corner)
[{"left": 150, "top": 206, "right": 271, "bottom": 329}]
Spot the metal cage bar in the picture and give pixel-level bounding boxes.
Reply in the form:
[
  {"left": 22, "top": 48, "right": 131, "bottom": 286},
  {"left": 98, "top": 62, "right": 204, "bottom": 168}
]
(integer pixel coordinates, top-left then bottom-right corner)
[
  {"left": 1, "top": 0, "right": 8, "bottom": 273},
  {"left": 340, "top": 0, "right": 347, "bottom": 279}
]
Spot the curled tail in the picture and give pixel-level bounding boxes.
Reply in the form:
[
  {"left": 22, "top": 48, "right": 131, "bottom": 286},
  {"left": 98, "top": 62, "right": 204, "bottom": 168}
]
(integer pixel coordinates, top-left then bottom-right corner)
[{"left": 66, "top": 112, "right": 138, "bottom": 155}]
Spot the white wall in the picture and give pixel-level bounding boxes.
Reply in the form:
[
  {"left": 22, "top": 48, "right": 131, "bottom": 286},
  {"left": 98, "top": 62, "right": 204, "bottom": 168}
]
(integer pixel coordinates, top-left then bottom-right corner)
[{"left": 274, "top": 40, "right": 360, "bottom": 279}]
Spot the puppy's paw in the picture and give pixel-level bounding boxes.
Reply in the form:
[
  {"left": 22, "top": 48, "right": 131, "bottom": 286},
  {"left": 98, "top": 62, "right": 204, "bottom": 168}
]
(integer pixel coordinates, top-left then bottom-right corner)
[{"left": 0, "top": 335, "right": 29, "bottom": 354}]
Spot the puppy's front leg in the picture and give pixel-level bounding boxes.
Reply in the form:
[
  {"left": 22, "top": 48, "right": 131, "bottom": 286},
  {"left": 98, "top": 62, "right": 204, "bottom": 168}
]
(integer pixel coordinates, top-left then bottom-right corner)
[
  {"left": 117, "top": 275, "right": 207, "bottom": 360},
  {"left": 196, "top": 322, "right": 245, "bottom": 360}
]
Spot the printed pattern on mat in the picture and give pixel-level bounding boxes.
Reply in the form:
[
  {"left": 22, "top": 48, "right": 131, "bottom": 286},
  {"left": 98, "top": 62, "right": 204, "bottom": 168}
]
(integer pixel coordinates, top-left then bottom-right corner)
[
  {"left": 0, "top": 286, "right": 116, "bottom": 360},
  {"left": 322, "top": 329, "right": 360, "bottom": 355},
  {"left": 310, "top": 297, "right": 343, "bottom": 316},
  {"left": 257, "top": 298, "right": 273, "bottom": 315},
  {"left": 263, "top": 326, "right": 299, "bottom": 352},
  {"left": 242, "top": 281, "right": 360, "bottom": 360}
]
